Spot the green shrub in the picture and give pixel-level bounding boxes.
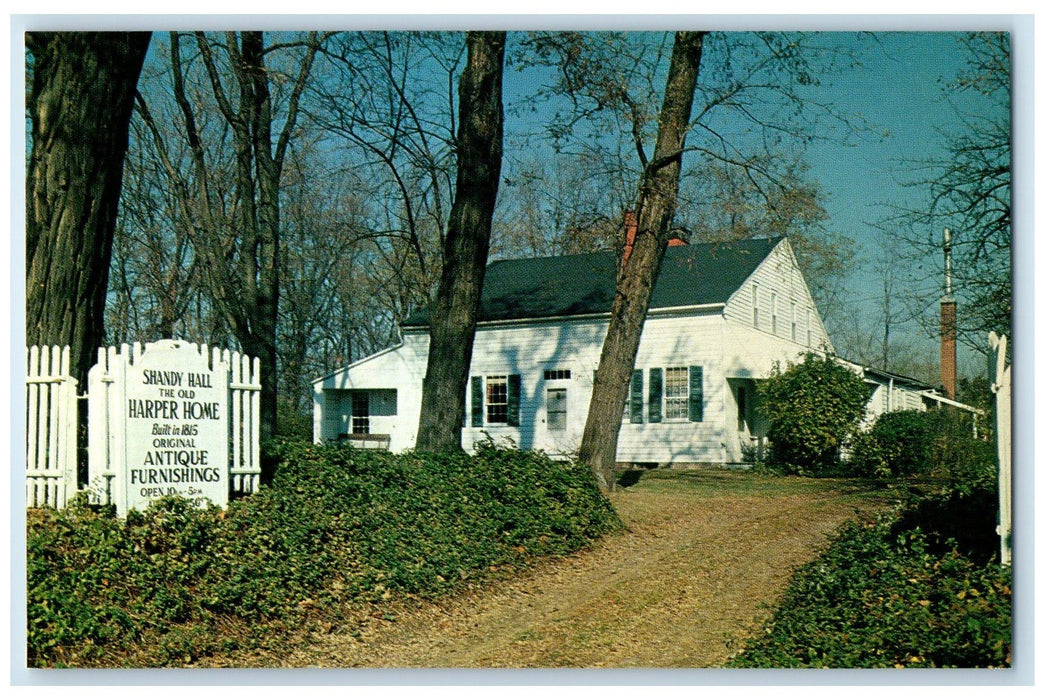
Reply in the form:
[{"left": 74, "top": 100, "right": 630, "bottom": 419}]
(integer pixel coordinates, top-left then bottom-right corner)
[
  {"left": 728, "top": 493, "right": 1012, "bottom": 669},
  {"left": 929, "top": 410, "right": 997, "bottom": 495},
  {"left": 26, "top": 441, "right": 622, "bottom": 667},
  {"left": 849, "top": 410, "right": 936, "bottom": 480},
  {"left": 275, "top": 400, "right": 313, "bottom": 441},
  {"left": 848, "top": 408, "right": 997, "bottom": 490},
  {"left": 891, "top": 487, "right": 1001, "bottom": 565},
  {"left": 758, "top": 353, "right": 872, "bottom": 477}
]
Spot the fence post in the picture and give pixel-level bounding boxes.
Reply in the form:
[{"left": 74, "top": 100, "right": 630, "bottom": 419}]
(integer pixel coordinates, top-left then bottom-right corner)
[
  {"left": 989, "top": 332, "right": 1011, "bottom": 566},
  {"left": 57, "top": 346, "right": 78, "bottom": 507}
]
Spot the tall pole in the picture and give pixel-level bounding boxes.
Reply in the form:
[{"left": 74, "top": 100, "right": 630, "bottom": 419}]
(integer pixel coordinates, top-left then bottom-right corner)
[
  {"left": 940, "top": 228, "right": 958, "bottom": 400},
  {"left": 943, "top": 227, "right": 953, "bottom": 297}
]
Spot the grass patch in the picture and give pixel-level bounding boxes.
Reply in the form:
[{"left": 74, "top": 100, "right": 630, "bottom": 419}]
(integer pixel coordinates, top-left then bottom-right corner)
[
  {"left": 26, "top": 440, "right": 622, "bottom": 667},
  {"left": 621, "top": 467, "right": 889, "bottom": 502}
]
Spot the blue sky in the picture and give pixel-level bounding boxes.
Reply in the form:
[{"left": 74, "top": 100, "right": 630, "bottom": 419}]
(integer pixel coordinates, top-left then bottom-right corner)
[
  {"left": 795, "top": 31, "right": 1010, "bottom": 376},
  {"left": 496, "top": 28, "right": 1012, "bottom": 379},
  {"left": 8, "top": 19, "right": 1023, "bottom": 384}
]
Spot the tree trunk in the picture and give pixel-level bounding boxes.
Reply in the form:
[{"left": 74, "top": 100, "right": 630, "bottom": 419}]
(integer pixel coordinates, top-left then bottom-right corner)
[
  {"left": 235, "top": 31, "right": 281, "bottom": 443},
  {"left": 26, "top": 31, "right": 151, "bottom": 386},
  {"left": 415, "top": 31, "right": 506, "bottom": 453},
  {"left": 577, "top": 31, "right": 706, "bottom": 491}
]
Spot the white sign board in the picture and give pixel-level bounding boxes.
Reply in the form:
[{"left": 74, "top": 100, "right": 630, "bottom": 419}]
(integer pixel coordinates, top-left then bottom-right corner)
[{"left": 122, "top": 340, "right": 229, "bottom": 511}]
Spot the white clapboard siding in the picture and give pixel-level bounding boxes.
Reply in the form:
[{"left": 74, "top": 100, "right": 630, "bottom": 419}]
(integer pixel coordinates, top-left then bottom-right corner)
[
  {"left": 313, "top": 332, "right": 431, "bottom": 451},
  {"left": 25, "top": 345, "right": 79, "bottom": 509},
  {"left": 724, "top": 239, "right": 833, "bottom": 354},
  {"left": 463, "top": 318, "right": 607, "bottom": 456}
]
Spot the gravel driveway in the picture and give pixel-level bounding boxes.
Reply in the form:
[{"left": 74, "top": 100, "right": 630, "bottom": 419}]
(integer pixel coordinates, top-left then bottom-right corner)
[{"left": 244, "top": 470, "right": 888, "bottom": 669}]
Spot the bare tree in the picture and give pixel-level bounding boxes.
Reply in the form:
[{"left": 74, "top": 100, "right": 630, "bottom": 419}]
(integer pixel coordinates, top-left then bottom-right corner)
[
  {"left": 577, "top": 31, "right": 707, "bottom": 491},
  {"left": 277, "top": 137, "right": 373, "bottom": 430},
  {"left": 514, "top": 31, "right": 860, "bottom": 313},
  {"left": 491, "top": 154, "right": 627, "bottom": 258},
  {"left": 834, "top": 225, "right": 937, "bottom": 382},
  {"left": 678, "top": 156, "right": 855, "bottom": 325},
  {"left": 310, "top": 32, "right": 465, "bottom": 323},
  {"left": 26, "top": 31, "right": 151, "bottom": 386},
  {"left": 890, "top": 32, "right": 1011, "bottom": 354},
  {"left": 107, "top": 101, "right": 203, "bottom": 345},
  {"left": 136, "top": 30, "right": 322, "bottom": 442},
  {"left": 517, "top": 31, "right": 866, "bottom": 489},
  {"left": 415, "top": 31, "right": 507, "bottom": 452}
]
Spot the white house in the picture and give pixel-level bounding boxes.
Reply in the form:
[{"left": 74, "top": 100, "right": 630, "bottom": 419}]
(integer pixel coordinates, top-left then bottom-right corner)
[{"left": 313, "top": 236, "right": 940, "bottom": 465}]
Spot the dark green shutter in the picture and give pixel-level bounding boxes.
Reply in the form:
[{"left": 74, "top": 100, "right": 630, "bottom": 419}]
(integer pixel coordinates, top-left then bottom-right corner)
[
  {"left": 648, "top": 368, "right": 663, "bottom": 423},
  {"left": 689, "top": 366, "right": 704, "bottom": 422},
  {"left": 471, "top": 376, "right": 483, "bottom": 427},
  {"left": 507, "top": 374, "right": 521, "bottom": 427},
  {"left": 629, "top": 370, "right": 644, "bottom": 424}
]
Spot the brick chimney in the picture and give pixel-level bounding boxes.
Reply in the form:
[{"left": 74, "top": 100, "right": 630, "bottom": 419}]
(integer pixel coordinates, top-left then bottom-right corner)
[
  {"left": 940, "top": 228, "right": 957, "bottom": 400},
  {"left": 941, "top": 299, "right": 957, "bottom": 399},
  {"left": 622, "top": 210, "right": 686, "bottom": 266}
]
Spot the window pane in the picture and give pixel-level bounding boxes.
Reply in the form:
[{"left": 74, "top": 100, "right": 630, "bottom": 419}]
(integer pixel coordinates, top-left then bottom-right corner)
[
  {"left": 665, "top": 367, "right": 688, "bottom": 420},
  {"left": 486, "top": 375, "right": 508, "bottom": 424},
  {"left": 351, "top": 392, "right": 370, "bottom": 434}
]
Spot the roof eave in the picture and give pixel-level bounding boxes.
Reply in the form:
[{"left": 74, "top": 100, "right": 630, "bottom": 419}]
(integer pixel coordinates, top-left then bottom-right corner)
[{"left": 401, "top": 302, "right": 726, "bottom": 332}]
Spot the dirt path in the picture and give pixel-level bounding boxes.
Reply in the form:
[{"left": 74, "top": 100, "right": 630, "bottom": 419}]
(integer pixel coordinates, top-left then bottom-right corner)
[{"left": 248, "top": 473, "right": 886, "bottom": 669}]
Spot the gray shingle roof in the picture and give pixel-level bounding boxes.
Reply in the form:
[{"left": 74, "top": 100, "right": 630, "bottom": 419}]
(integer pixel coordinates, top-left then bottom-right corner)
[{"left": 403, "top": 237, "right": 782, "bottom": 327}]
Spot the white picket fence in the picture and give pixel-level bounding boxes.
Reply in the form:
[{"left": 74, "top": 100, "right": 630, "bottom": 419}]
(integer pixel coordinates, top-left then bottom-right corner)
[
  {"left": 26, "top": 341, "right": 262, "bottom": 511},
  {"left": 25, "top": 346, "right": 79, "bottom": 509}
]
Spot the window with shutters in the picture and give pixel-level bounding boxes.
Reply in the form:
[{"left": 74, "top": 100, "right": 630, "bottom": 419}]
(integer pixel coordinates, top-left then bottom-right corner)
[
  {"left": 471, "top": 374, "right": 521, "bottom": 427},
  {"left": 647, "top": 366, "right": 704, "bottom": 423},
  {"left": 486, "top": 375, "right": 508, "bottom": 424}
]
